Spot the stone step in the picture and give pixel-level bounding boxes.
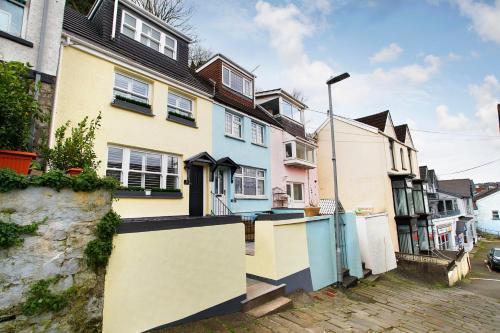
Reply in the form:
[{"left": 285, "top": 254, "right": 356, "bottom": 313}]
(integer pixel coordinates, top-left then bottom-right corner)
[
  {"left": 242, "top": 282, "right": 286, "bottom": 312},
  {"left": 363, "top": 268, "right": 372, "bottom": 278},
  {"left": 342, "top": 275, "right": 358, "bottom": 288},
  {"left": 245, "top": 296, "right": 293, "bottom": 318}
]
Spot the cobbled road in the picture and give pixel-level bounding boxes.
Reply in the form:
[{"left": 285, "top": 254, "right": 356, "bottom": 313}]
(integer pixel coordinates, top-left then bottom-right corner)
[{"left": 160, "top": 273, "right": 500, "bottom": 332}]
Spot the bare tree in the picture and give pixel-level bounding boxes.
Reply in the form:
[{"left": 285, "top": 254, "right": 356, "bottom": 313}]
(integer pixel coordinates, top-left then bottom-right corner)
[
  {"left": 131, "top": 0, "right": 194, "bottom": 35},
  {"left": 291, "top": 89, "right": 307, "bottom": 103},
  {"left": 189, "top": 44, "right": 213, "bottom": 70},
  {"left": 67, "top": 0, "right": 95, "bottom": 14}
]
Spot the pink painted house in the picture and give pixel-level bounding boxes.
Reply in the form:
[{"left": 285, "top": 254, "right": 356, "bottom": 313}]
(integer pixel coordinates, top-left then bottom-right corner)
[{"left": 256, "top": 89, "right": 319, "bottom": 209}]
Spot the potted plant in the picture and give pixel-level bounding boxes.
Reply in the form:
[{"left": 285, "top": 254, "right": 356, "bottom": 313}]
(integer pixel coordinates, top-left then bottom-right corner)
[
  {"left": 0, "top": 62, "right": 47, "bottom": 174},
  {"left": 43, "top": 113, "right": 102, "bottom": 175},
  {"left": 144, "top": 188, "right": 152, "bottom": 196},
  {"left": 304, "top": 205, "right": 321, "bottom": 217}
]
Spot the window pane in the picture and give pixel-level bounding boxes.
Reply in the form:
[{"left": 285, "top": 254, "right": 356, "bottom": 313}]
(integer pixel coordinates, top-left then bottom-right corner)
[
  {"left": 235, "top": 177, "right": 242, "bottom": 194},
  {"left": 225, "top": 113, "right": 232, "bottom": 134},
  {"left": 243, "top": 177, "right": 256, "bottom": 195},
  {"left": 244, "top": 167, "right": 256, "bottom": 177},
  {"left": 0, "top": 1, "right": 24, "bottom": 36},
  {"left": 285, "top": 143, "right": 293, "bottom": 158},
  {"left": 393, "top": 188, "right": 408, "bottom": 216},
  {"left": 244, "top": 79, "right": 252, "bottom": 96},
  {"left": 122, "top": 25, "right": 135, "bottom": 38},
  {"left": 306, "top": 147, "right": 314, "bottom": 163},
  {"left": 293, "top": 184, "right": 303, "bottom": 201},
  {"left": 257, "top": 179, "right": 265, "bottom": 195},
  {"left": 146, "top": 154, "right": 161, "bottom": 172},
  {"left": 292, "top": 106, "right": 301, "bottom": 122},
  {"left": 167, "top": 156, "right": 178, "bottom": 174},
  {"left": 178, "top": 96, "right": 192, "bottom": 111},
  {"left": 257, "top": 170, "right": 265, "bottom": 178},
  {"left": 231, "top": 72, "right": 244, "bottom": 93},
  {"left": 166, "top": 175, "right": 178, "bottom": 189},
  {"left": 150, "top": 40, "right": 160, "bottom": 51},
  {"left": 164, "top": 47, "right": 174, "bottom": 58},
  {"left": 145, "top": 173, "right": 161, "bottom": 188},
  {"left": 128, "top": 172, "right": 142, "bottom": 187},
  {"left": 132, "top": 79, "right": 148, "bottom": 97},
  {"left": 281, "top": 101, "right": 293, "bottom": 118},
  {"left": 296, "top": 143, "right": 306, "bottom": 160},
  {"left": 106, "top": 170, "right": 121, "bottom": 182},
  {"left": 115, "top": 73, "right": 129, "bottom": 90},
  {"left": 232, "top": 117, "right": 242, "bottom": 138},
  {"left": 235, "top": 168, "right": 242, "bottom": 175},
  {"left": 223, "top": 68, "right": 230, "bottom": 85},
  {"left": 124, "top": 13, "right": 136, "bottom": 27},
  {"left": 107, "top": 147, "right": 123, "bottom": 169},
  {"left": 130, "top": 151, "right": 143, "bottom": 171},
  {"left": 165, "top": 36, "right": 175, "bottom": 48},
  {"left": 286, "top": 184, "right": 292, "bottom": 196}
]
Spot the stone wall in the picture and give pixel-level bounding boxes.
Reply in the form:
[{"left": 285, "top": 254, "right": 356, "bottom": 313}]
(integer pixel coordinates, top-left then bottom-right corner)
[
  {"left": 0, "top": 187, "right": 112, "bottom": 332},
  {"left": 33, "top": 81, "right": 55, "bottom": 151}
]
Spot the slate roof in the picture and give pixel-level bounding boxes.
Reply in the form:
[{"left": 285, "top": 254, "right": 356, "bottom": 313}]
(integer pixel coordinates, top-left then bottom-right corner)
[
  {"left": 213, "top": 93, "right": 282, "bottom": 128},
  {"left": 275, "top": 115, "right": 306, "bottom": 139},
  {"left": 355, "top": 110, "right": 389, "bottom": 132},
  {"left": 63, "top": 5, "right": 212, "bottom": 95},
  {"left": 438, "top": 179, "right": 474, "bottom": 198},
  {"left": 474, "top": 188, "right": 500, "bottom": 201},
  {"left": 394, "top": 124, "right": 408, "bottom": 142}
]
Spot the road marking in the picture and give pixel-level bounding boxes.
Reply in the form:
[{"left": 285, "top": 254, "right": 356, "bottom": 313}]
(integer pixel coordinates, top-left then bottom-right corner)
[{"left": 470, "top": 278, "right": 500, "bottom": 282}]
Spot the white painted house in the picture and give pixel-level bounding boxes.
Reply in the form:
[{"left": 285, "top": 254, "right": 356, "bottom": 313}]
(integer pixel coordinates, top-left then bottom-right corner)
[{"left": 474, "top": 189, "right": 500, "bottom": 236}]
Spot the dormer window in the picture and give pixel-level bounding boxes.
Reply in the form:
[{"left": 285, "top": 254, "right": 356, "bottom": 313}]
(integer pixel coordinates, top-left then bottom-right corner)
[
  {"left": 121, "top": 10, "right": 177, "bottom": 59},
  {"left": 222, "top": 65, "right": 253, "bottom": 98},
  {"left": 281, "top": 100, "right": 301, "bottom": 123}
]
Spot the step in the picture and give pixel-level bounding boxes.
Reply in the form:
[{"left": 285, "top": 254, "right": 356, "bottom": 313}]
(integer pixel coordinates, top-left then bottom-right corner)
[
  {"left": 245, "top": 296, "right": 293, "bottom": 318},
  {"left": 242, "top": 282, "right": 286, "bottom": 312},
  {"left": 342, "top": 275, "right": 358, "bottom": 288},
  {"left": 363, "top": 268, "right": 372, "bottom": 278}
]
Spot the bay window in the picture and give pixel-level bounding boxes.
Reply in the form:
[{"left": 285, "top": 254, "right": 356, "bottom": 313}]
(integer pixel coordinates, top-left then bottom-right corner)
[
  {"left": 106, "top": 146, "right": 180, "bottom": 190},
  {"left": 222, "top": 66, "right": 253, "bottom": 97},
  {"left": 251, "top": 122, "right": 264, "bottom": 145},
  {"left": 225, "top": 112, "right": 242, "bottom": 138},
  {"left": 168, "top": 92, "right": 193, "bottom": 118},
  {"left": 281, "top": 100, "right": 302, "bottom": 123},
  {"left": 0, "top": 0, "right": 25, "bottom": 37},
  {"left": 284, "top": 141, "right": 315, "bottom": 164},
  {"left": 235, "top": 167, "right": 265, "bottom": 197},
  {"left": 113, "top": 72, "right": 149, "bottom": 104}
]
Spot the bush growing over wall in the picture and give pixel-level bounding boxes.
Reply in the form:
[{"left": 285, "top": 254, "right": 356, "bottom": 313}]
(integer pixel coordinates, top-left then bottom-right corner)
[{"left": 85, "top": 210, "right": 121, "bottom": 271}]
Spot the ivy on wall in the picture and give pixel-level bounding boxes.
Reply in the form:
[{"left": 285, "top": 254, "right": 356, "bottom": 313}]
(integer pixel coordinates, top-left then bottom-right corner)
[
  {"left": 0, "top": 168, "right": 119, "bottom": 193},
  {"left": 85, "top": 210, "right": 121, "bottom": 271},
  {"left": 0, "top": 219, "right": 44, "bottom": 249}
]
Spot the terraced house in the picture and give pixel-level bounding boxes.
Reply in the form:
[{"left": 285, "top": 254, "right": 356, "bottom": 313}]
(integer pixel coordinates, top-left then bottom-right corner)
[{"left": 52, "top": 0, "right": 218, "bottom": 217}]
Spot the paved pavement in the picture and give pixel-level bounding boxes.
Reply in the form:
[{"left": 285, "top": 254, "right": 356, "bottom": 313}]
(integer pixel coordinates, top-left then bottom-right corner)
[
  {"left": 159, "top": 273, "right": 500, "bottom": 332},
  {"left": 457, "top": 239, "right": 500, "bottom": 300}
]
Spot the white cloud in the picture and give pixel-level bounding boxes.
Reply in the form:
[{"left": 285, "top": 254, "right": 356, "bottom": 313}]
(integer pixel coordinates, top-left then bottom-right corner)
[
  {"left": 456, "top": 0, "right": 500, "bottom": 44},
  {"left": 435, "top": 105, "right": 470, "bottom": 130},
  {"left": 447, "top": 52, "right": 462, "bottom": 61},
  {"left": 469, "top": 75, "right": 500, "bottom": 134},
  {"left": 370, "top": 43, "right": 403, "bottom": 63},
  {"left": 373, "top": 54, "right": 442, "bottom": 83}
]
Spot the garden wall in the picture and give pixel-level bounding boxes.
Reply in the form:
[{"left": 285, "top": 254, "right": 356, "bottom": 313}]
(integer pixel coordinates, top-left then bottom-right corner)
[{"left": 0, "top": 187, "right": 112, "bottom": 332}]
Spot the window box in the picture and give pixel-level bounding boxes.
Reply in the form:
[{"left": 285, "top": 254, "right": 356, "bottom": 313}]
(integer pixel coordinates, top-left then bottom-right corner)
[
  {"left": 115, "top": 188, "right": 182, "bottom": 199},
  {"left": 111, "top": 96, "right": 153, "bottom": 116},
  {"left": 167, "top": 112, "right": 196, "bottom": 128}
]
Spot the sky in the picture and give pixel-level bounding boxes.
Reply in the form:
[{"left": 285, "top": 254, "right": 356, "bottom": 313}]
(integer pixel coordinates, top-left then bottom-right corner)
[{"left": 186, "top": 0, "right": 500, "bottom": 182}]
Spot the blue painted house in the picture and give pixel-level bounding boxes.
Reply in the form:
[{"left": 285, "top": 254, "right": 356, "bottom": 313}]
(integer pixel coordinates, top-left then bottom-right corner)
[{"left": 197, "top": 54, "right": 283, "bottom": 214}]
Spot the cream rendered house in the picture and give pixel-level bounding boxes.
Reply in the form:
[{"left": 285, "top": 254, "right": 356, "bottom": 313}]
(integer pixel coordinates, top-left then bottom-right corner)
[{"left": 315, "top": 111, "right": 430, "bottom": 266}]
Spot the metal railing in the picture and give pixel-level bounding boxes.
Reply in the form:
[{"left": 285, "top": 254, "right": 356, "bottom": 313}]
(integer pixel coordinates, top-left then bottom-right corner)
[
  {"left": 477, "top": 227, "right": 500, "bottom": 238},
  {"left": 210, "top": 191, "right": 233, "bottom": 216}
]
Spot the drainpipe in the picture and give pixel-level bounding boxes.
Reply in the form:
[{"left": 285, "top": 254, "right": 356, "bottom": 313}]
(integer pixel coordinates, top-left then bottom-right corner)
[
  {"left": 29, "top": 0, "right": 50, "bottom": 151},
  {"left": 111, "top": 0, "right": 119, "bottom": 40}
]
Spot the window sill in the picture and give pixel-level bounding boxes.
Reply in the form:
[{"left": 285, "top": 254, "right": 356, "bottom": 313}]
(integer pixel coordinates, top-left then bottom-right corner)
[
  {"left": 251, "top": 142, "right": 267, "bottom": 148},
  {"left": 115, "top": 190, "right": 182, "bottom": 199},
  {"left": 111, "top": 100, "right": 153, "bottom": 116},
  {"left": 167, "top": 113, "right": 197, "bottom": 128},
  {"left": 0, "top": 30, "right": 33, "bottom": 48},
  {"left": 225, "top": 134, "right": 245, "bottom": 142},
  {"left": 234, "top": 195, "right": 268, "bottom": 200}
]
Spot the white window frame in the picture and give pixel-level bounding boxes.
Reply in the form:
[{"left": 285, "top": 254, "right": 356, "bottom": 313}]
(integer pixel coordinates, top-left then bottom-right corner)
[
  {"left": 280, "top": 98, "right": 302, "bottom": 124},
  {"left": 286, "top": 182, "right": 304, "bottom": 202},
  {"left": 234, "top": 166, "right": 266, "bottom": 198},
  {"left": 493, "top": 210, "right": 500, "bottom": 220},
  {"left": 167, "top": 92, "right": 194, "bottom": 118},
  {"left": 251, "top": 122, "right": 265, "bottom": 145},
  {"left": 0, "top": 0, "right": 28, "bottom": 38},
  {"left": 222, "top": 65, "right": 253, "bottom": 98},
  {"left": 105, "top": 146, "right": 181, "bottom": 190},
  {"left": 113, "top": 72, "right": 150, "bottom": 104},
  {"left": 120, "top": 10, "right": 177, "bottom": 60},
  {"left": 140, "top": 21, "right": 161, "bottom": 51},
  {"left": 225, "top": 111, "right": 243, "bottom": 139},
  {"left": 283, "top": 140, "right": 315, "bottom": 164}
]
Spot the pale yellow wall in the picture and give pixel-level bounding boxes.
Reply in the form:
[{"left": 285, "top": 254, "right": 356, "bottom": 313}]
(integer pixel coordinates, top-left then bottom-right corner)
[
  {"left": 103, "top": 223, "right": 246, "bottom": 333},
  {"left": 316, "top": 119, "right": 399, "bottom": 251},
  {"left": 53, "top": 46, "right": 213, "bottom": 217},
  {"left": 246, "top": 219, "right": 310, "bottom": 280}
]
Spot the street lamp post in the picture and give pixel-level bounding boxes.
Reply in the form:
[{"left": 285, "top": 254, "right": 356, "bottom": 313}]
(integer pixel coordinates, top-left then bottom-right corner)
[{"left": 326, "top": 72, "right": 350, "bottom": 286}]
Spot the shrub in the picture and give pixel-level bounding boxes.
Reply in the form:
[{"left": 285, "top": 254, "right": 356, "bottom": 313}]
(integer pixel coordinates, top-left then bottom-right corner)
[
  {"left": 44, "top": 113, "right": 102, "bottom": 171},
  {"left": 31, "top": 169, "right": 73, "bottom": 191},
  {"left": 85, "top": 210, "right": 121, "bottom": 271},
  {"left": 0, "top": 168, "right": 30, "bottom": 192},
  {"left": 0, "top": 62, "right": 47, "bottom": 151},
  {"left": 114, "top": 94, "right": 151, "bottom": 109}
]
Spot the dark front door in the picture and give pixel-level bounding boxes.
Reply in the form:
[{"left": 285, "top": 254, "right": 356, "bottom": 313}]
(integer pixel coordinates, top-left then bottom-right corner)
[{"left": 189, "top": 165, "right": 204, "bottom": 216}]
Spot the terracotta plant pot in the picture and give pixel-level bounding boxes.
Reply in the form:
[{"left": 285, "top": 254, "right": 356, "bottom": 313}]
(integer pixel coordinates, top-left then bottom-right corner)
[
  {"left": 66, "top": 168, "right": 83, "bottom": 176},
  {"left": 304, "top": 206, "right": 321, "bottom": 217},
  {"left": 0, "top": 150, "right": 37, "bottom": 175}
]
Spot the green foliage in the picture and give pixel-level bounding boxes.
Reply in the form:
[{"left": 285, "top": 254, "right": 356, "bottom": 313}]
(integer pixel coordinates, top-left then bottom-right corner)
[
  {"left": 168, "top": 111, "right": 195, "bottom": 122},
  {"left": 0, "top": 168, "right": 29, "bottom": 192},
  {"left": 0, "top": 219, "right": 41, "bottom": 249},
  {"left": 119, "top": 186, "right": 181, "bottom": 192},
  {"left": 85, "top": 210, "right": 121, "bottom": 271},
  {"left": 114, "top": 94, "right": 151, "bottom": 109},
  {"left": 43, "top": 113, "right": 102, "bottom": 171},
  {"left": 0, "top": 61, "right": 48, "bottom": 151},
  {"left": 22, "top": 278, "right": 73, "bottom": 316},
  {"left": 0, "top": 168, "right": 119, "bottom": 193}
]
